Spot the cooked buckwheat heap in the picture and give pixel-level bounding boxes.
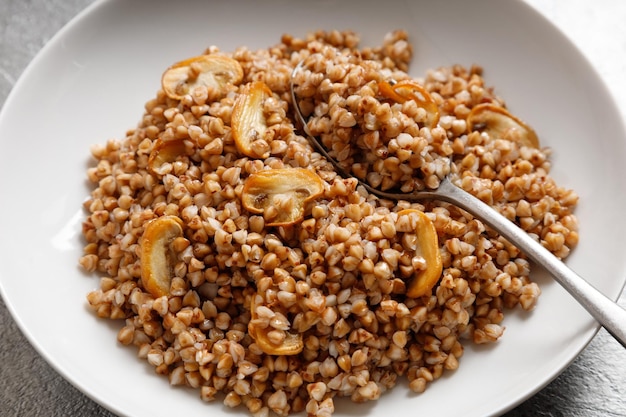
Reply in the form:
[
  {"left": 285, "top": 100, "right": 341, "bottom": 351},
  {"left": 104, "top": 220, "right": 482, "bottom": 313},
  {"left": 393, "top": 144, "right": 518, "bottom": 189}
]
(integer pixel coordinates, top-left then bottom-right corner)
[{"left": 80, "top": 30, "right": 579, "bottom": 417}]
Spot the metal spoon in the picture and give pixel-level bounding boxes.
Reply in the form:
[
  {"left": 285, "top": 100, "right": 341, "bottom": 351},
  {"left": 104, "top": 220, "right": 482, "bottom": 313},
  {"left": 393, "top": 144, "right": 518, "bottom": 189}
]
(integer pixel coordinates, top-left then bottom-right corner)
[{"left": 290, "top": 60, "right": 626, "bottom": 348}]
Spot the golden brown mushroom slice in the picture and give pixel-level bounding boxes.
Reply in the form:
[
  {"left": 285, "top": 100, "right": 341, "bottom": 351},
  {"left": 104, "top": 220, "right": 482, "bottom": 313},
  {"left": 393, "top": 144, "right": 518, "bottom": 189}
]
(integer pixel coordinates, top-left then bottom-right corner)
[
  {"left": 161, "top": 54, "right": 243, "bottom": 100},
  {"left": 396, "top": 209, "right": 443, "bottom": 298},
  {"left": 378, "top": 79, "right": 440, "bottom": 128},
  {"left": 248, "top": 294, "right": 303, "bottom": 356},
  {"left": 147, "top": 139, "right": 187, "bottom": 175},
  {"left": 241, "top": 168, "right": 324, "bottom": 226},
  {"left": 140, "top": 215, "right": 184, "bottom": 298},
  {"left": 231, "top": 80, "right": 274, "bottom": 159},
  {"left": 467, "top": 102, "right": 539, "bottom": 148}
]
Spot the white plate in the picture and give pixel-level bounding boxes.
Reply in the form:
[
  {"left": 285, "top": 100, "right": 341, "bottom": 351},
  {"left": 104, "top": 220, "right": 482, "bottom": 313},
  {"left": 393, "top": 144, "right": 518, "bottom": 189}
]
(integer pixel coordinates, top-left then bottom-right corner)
[{"left": 1, "top": 0, "right": 625, "bottom": 416}]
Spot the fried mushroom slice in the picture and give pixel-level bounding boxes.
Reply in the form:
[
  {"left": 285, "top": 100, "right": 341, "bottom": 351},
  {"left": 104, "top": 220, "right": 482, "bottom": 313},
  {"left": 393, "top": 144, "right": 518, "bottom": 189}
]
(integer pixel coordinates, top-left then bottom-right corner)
[
  {"left": 140, "top": 215, "right": 184, "bottom": 298},
  {"left": 147, "top": 139, "right": 188, "bottom": 176},
  {"left": 241, "top": 168, "right": 324, "bottom": 226},
  {"left": 248, "top": 293, "right": 303, "bottom": 356},
  {"left": 396, "top": 209, "right": 443, "bottom": 298},
  {"left": 378, "top": 79, "right": 440, "bottom": 128},
  {"left": 231, "top": 81, "right": 274, "bottom": 159},
  {"left": 161, "top": 54, "right": 243, "bottom": 100},
  {"left": 466, "top": 102, "right": 539, "bottom": 148}
]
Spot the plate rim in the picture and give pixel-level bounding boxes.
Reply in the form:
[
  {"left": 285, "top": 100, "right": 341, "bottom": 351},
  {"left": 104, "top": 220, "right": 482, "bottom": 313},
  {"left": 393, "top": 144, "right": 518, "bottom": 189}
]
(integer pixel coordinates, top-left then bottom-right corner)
[{"left": 1, "top": 0, "right": 625, "bottom": 416}]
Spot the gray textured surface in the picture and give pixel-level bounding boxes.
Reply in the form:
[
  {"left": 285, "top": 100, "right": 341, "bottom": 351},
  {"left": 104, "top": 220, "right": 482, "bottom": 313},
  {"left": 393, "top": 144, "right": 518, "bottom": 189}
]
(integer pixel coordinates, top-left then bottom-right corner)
[{"left": 1, "top": 1, "right": 625, "bottom": 416}]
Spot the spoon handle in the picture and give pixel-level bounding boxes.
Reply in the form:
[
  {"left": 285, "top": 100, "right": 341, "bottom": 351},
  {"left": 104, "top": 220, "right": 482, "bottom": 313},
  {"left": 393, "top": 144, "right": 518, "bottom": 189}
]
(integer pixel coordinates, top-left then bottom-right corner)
[{"left": 434, "top": 177, "right": 626, "bottom": 348}]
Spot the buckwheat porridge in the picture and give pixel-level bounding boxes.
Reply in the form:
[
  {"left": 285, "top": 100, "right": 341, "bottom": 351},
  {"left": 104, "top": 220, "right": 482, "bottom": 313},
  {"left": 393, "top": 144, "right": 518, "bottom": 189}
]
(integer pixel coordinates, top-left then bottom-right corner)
[{"left": 80, "top": 30, "right": 579, "bottom": 417}]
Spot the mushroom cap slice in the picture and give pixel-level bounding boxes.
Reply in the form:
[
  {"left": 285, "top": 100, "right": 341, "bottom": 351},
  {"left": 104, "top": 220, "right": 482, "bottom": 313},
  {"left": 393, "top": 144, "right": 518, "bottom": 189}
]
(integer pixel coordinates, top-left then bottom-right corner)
[
  {"left": 248, "top": 294, "right": 303, "bottom": 356},
  {"left": 378, "top": 80, "right": 440, "bottom": 128},
  {"left": 232, "top": 81, "right": 274, "bottom": 159},
  {"left": 241, "top": 168, "right": 324, "bottom": 226},
  {"left": 147, "top": 139, "right": 188, "bottom": 176},
  {"left": 161, "top": 54, "right": 243, "bottom": 100},
  {"left": 467, "top": 102, "right": 539, "bottom": 148},
  {"left": 396, "top": 209, "right": 443, "bottom": 298},
  {"left": 140, "top": 215, "right": 184, "bottom": 298}
]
